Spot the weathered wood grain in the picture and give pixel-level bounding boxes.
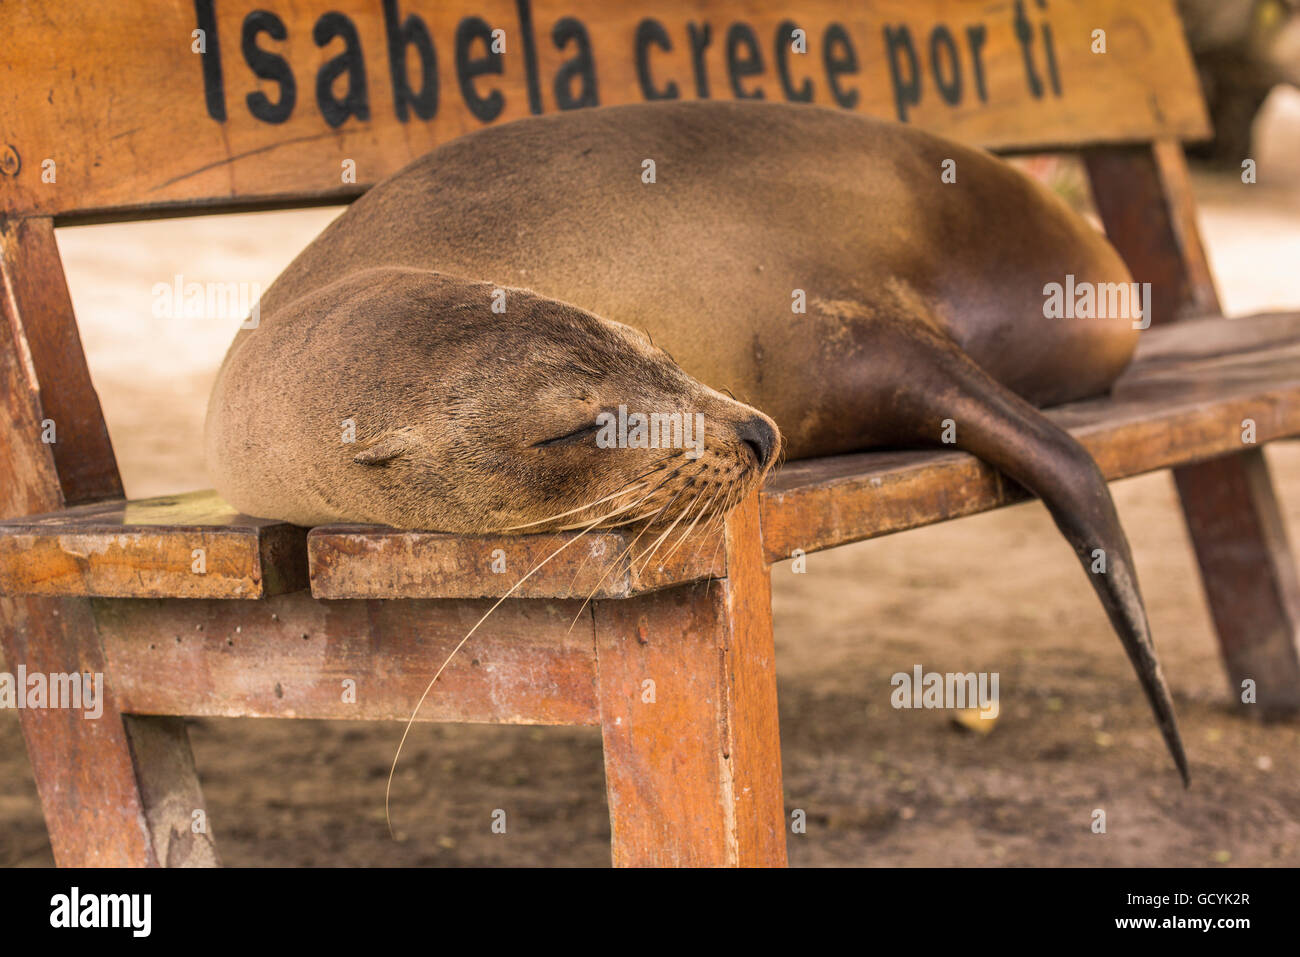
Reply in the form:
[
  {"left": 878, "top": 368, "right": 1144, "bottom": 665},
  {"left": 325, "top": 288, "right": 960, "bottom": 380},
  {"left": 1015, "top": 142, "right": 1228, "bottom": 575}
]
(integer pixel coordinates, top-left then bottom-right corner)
[
  {"left": 1085, "top": 139, "right": 1221, "bottom": 325},
  {"left": 94, "top": 590, "right": 600, "bottom": 726},
  {"left": 0, "top": 219, "right": 121, "bottom": 505},
  {"left": 716, "top": 492, "right": 786, "bottom": 865},
  {"left": 308, "top": 522, "right": 723, "bottom": 600},
  {"left": 593, "top": 494, "right": 786, "bottom": 866},
  {"left": 0, "top": 491, "right": 308, "bottom": 598},
  {"left": 1175, "top": 451, "right": 1300, "bottom": 713},
  {"left": 124, "top": 715, "right": 221, "bottom": 866},
  {"left": 1, "top": 0, "right": 1208, "bottom": 222}
]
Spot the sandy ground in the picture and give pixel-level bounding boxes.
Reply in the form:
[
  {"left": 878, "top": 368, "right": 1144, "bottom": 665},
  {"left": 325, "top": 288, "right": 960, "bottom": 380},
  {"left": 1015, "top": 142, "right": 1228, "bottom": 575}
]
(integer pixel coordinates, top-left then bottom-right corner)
[{"left": 3, "top": 95, "right": 1300, "bottom": 867}]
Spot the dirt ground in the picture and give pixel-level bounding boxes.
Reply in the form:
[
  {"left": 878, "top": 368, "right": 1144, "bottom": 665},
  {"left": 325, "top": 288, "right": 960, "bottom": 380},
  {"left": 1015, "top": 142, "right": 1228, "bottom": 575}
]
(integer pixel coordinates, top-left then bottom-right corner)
[{"left": 3, "top": 94, "right": 1300, "bottom": 867}]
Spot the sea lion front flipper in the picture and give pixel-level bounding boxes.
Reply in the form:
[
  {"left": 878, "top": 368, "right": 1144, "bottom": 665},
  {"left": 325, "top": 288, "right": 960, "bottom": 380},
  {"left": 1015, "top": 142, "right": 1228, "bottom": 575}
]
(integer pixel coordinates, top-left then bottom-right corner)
[
  {"left": 353, "top": 428, "right": 420, "bottom": 466},
  {"left": 886, "top": 323, "right": 1189, "bottom": 785}
]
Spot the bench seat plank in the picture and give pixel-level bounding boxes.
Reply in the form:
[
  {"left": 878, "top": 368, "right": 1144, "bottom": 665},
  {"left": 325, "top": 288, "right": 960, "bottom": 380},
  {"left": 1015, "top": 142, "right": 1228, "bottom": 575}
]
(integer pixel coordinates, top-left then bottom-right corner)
[
  {"left": 1, "top": 312, "right": 1297, "bottom": 602},
  {"left": 0, "top": 491, "right": 307, "bottom": 599},
  {"left": 307, "top": 523, "right": 725, "bottom": 601}
]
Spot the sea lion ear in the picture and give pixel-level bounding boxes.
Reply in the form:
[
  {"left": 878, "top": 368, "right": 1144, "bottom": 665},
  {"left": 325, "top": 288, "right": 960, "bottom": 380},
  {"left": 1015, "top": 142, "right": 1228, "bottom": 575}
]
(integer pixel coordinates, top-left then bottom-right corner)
[{"left": 353, "top": 429, "right": 418, "bottom": 465}]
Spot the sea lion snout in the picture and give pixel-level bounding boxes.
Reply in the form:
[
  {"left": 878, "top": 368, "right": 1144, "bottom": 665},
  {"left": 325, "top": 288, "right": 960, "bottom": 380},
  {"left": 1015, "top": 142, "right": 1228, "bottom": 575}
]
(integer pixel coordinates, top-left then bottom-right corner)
[
  {"left": 735, "top": 415, "right": 779, "bottom": 470},
  {"left": 493, "top": 358, "right": 781, "bottom": 534}
]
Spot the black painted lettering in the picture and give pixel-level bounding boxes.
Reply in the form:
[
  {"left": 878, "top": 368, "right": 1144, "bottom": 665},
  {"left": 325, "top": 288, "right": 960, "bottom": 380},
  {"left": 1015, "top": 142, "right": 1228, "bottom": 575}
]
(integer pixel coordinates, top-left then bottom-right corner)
[
  {"left": 383, "top": 0, "right": 438, "bottom": 121},
  {"left": 1013, "top": 0, "right": 1043, "bottom": 98},
  {"left": 883, "top": 25, "right": 921, "bottom": 122},
  {"left": 515, "top": 0, "right": 543, "bottom": 114},
  {"left": 929, "top": 26, "right": 962, "bottom": 105},
  {"left": 194, "top": 0, "right": 226, "bottom": 121},
  {"left": 1041, "top": 21, "right": 1061, "bottom": 95},
  {"left": 314, "top": 13, "right": 369, "bottom": 127},
  {"left": 687, "top": 22, "right": 712, "bottom": 98},
  {"left": 553, "top": 17, "right": 598, "bottom": 109},
  {"left": 242, "top": 11, "right": 295, "bottom": 124},
  {"left": 965, "top": 24, "right": 989, "bottom": 102},
  {"left": 822, "top": 23, "right": 859, "bottom": 109},
  {"left": 726, "top": 23, "right": 765, "bottom": 100},
  {"left": 775, "top": 21, "right": 812, "bottom": 102},
  {"left": 456, "top": 16, "right": 505, "bottom": 122},
  {"left": 635, "top": 19, "right": 679, "bottom": 100}
]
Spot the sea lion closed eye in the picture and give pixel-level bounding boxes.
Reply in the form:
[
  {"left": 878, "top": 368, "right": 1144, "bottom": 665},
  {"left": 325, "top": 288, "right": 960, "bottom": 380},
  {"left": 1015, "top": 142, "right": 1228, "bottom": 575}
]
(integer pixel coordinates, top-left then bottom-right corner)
[{"left": 205, "top": 100, "right": 1188, "bottom": 784}]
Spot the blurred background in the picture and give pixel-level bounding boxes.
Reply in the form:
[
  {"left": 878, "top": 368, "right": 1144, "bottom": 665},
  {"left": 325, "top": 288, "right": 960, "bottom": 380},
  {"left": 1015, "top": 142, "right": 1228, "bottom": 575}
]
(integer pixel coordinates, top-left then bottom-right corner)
[{"left": 2, "top": 3, "right": 1300, "bottom": 866}]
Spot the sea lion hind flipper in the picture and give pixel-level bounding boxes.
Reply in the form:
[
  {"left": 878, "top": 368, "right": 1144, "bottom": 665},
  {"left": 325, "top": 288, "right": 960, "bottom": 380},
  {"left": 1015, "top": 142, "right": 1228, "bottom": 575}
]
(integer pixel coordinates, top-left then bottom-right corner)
[{"left": 890, "top": 327, "right": 1189, "bottom": 785}]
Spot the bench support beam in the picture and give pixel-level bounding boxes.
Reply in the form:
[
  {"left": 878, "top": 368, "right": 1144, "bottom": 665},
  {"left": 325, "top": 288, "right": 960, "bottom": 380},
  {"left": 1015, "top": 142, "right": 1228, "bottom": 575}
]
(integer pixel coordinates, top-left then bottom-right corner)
[
  {"left": 594, "top": 494, "right": 787, "bottom": 866},
  {"left": 1175, "top": 451, "right": 1300, "bottom": 712}
]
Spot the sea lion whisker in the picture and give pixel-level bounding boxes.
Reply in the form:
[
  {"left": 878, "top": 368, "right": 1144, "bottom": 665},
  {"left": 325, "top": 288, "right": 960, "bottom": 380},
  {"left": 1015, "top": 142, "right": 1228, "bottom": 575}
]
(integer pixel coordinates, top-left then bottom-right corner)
[
  {"left": 552, "top": 463, "right": 686, "bottom": 533},
  {"left": 564, "top": 478, "right": 694, "bottom": 633},
  {"left": 657, "top": 483, "right": 725, "bottom": 567},
  {"left": 385, "top": 505, "right": 621, "bottom": 839},
  {"left": 549, "top": 486, "right": 673, "bottom": 532},
  {"left": 633, "top": 472, "right": 718, "bottom": 574},
  {"left": 631, "top": 485, "right": 704, "bottom": 576},
  {"left": 701, "top": 484, "right": 745, "bottom": 595},
  {"left": 690, "top": 482, "right": 739, "bottom": 563},
  {"left": 598, "top": 461, "right": 693, "bottom": 527},
  {"left": 548, "top": 485, "right": 663, "bottom": 531},
  {"left": 558, "top": 466, "right": 688, "bottom": 591},
  {"left": 505, "top": 456, "right": 680, "bottom": 531},
  {"left": 505, "top": 481, "right": 649, "bottom": 531}
]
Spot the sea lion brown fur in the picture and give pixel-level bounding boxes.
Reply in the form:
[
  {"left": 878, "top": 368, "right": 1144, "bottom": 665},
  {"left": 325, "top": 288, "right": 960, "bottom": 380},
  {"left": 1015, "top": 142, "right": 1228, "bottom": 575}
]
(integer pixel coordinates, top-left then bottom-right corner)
[{"left": 205, "top": 100, "right": 1187, "bottom": 782}]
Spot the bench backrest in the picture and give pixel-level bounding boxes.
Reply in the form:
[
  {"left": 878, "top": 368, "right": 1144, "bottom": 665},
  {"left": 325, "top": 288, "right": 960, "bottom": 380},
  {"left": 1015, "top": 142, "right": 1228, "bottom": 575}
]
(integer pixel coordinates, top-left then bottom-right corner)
[
  {"left": 3, "top": 0, "right": 1208, "bottom": 223},
  {"left": 0, "top": 0, "right": 1219, "bottom": 514}
]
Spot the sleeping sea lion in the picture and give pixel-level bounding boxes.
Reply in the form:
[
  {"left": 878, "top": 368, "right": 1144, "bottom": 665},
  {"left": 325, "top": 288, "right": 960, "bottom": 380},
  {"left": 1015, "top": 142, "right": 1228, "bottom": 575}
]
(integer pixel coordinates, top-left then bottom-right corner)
[{"left": 205, "top": 100, "right": 1187, "bottom": 783}]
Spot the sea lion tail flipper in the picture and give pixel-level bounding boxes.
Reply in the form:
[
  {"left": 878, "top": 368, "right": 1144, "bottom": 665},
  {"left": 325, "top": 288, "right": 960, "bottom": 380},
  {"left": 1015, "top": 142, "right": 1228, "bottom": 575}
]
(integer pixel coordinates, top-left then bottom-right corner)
[{"left": 893, "top": 328, "right": 1189, "bottom": 785}]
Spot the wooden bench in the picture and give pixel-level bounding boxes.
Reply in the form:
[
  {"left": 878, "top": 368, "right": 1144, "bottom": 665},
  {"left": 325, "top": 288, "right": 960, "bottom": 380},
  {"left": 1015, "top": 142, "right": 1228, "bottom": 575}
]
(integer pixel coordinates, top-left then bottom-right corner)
[{"left": 2, "top": 0, "right": 1298, "bottom": 867}]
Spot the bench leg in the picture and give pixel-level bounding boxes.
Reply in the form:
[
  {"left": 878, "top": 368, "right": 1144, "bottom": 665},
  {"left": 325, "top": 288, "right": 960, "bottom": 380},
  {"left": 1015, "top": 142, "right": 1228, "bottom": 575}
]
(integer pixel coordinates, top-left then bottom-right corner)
[
  {"left": 1174, "top": 450, "right": 1300, "bottom": 714},
  {"left": 593, "top": 494, "right": 786, "bottom": 867},
  {"left": 1, "top": 596, "right": 219, "bottom": 866},
  {"left": 1085, "top": 144, "right": 1300, "bottom": 714}
]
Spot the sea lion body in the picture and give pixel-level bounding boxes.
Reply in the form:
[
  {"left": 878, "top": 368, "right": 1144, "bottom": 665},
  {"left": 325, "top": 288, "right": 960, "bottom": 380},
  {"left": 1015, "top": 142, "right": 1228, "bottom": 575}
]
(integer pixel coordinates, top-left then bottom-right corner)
[
  {"left": 219, "top": 101, "right": 1133, "bottom": 470},
  {"left": 206, "top": 101, "right": 1186, "bottom": 779}
]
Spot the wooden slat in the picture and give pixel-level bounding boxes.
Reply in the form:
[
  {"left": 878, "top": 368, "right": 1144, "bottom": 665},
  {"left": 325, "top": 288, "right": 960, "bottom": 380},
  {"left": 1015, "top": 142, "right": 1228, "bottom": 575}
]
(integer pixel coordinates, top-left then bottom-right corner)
[
  {"left": 93, "top": 591, "right": 600, "bottom": 726},
  {"left": 124, "top": 716, "right": 221, "bottom": 866},
  {"left": 0, "top": 219, "right": 122, "bottom": 503},
  {"left": 717, "top": 492, "right": 786, "bottom": 865},
  {"left": 0, "top": 490, "right": 308, "bottom": 598},
  {"left": 308, "top": 522, "right": 723, "bottom": 600},
  {"left": 1084, "top": 139, "right": 1221, "bottom": 325},
  {"left": 1, "top": 0, "right": 1208, "bottom": 222},
  {"left": 594, "top": 495, "right": 786, "bottom": 867}
]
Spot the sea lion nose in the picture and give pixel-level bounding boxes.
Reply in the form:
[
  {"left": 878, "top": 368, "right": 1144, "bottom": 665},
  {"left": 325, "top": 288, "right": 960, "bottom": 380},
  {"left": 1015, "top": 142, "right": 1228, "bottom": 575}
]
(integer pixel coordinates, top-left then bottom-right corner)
[{"left": 736, "top": 416, "right": 777, "bottom": 469}]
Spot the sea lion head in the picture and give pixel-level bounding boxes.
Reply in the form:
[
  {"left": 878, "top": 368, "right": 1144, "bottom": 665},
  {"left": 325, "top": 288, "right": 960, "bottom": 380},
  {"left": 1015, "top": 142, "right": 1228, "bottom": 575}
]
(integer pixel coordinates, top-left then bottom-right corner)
[{"left": 332, "top": 271, "right": 781, "bottom": 533}]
